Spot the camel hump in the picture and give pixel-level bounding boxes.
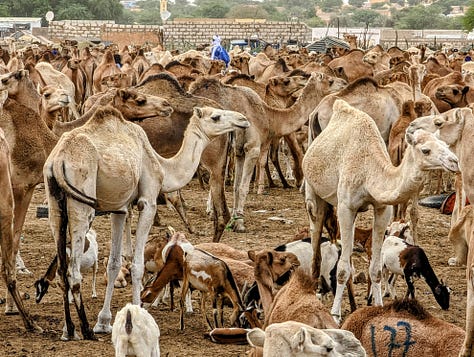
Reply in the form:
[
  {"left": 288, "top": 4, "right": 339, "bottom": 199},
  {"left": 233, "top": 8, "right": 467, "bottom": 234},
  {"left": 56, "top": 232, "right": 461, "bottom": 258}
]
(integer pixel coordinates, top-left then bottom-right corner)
[{"left": 333, "top": 98, "right": 355, "bottom": 116}]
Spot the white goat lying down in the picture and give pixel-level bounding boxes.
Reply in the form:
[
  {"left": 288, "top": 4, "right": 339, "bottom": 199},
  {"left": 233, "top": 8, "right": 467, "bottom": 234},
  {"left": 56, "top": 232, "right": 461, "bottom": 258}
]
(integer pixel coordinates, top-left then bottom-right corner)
[
  {"left": 247, "top": 320, "right": 366, "bottom": 357},
  {"left": 112, "top": 303, "right": 160, "bottom": 357}
]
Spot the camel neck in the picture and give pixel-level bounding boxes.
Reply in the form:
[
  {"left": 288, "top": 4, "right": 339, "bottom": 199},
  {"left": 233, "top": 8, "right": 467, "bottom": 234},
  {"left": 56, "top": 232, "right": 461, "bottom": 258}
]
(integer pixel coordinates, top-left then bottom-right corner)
[
  {"left": 269, "top": 77, "right": 322, "bottom": 136},
  {"left": 156, "top": 122, "right": 209, "bottom": 193},
  {"left": 368, "top": 148, "right": 424, "bottom": 205}
]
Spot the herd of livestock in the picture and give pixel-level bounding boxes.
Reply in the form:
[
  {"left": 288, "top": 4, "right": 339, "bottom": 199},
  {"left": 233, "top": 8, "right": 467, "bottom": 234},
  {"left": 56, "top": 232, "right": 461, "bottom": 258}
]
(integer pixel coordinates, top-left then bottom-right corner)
[{"left": 1, "top": 36, "right": 474, "bottom": 356}]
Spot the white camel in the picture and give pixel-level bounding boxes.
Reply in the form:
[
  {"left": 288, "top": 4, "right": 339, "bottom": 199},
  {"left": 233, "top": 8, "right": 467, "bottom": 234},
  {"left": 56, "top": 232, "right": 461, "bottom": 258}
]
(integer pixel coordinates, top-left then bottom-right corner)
[
  {"left": 302, "top": 99, "right": 459, "bottom": 324},
  {"left": 43, "top": 105, "right": 249, "bottom": 340}
]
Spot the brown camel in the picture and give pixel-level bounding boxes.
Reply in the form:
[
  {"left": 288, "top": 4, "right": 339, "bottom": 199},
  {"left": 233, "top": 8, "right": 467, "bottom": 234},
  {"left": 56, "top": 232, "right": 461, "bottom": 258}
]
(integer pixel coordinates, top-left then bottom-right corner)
[
  {"left": 92, "top": 49, "right": 122, "bottom": 94},
  {"left": 423, "top": 71, "right": 473, "bottom": 112},
  {"left": 303, "top": 99, "right": 459, "bottom": 324},
  {"left": 61, "top": 56, "right": 88, "bottom": 110},
  {"left": 189, "top": 72, "right": 347, "bottom": 233},
  {"left": 327, "top": 49, "right": 373, "bottom": 82},
  {"left": 135, "top": 73, "right": 231, "bottom": 242}
]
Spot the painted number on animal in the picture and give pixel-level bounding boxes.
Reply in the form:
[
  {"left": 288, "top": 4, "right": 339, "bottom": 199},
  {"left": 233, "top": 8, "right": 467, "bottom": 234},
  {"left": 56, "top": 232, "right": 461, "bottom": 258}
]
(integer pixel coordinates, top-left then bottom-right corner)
[{"left": 370, "top": 321, "right": 416, "bottom": 357}]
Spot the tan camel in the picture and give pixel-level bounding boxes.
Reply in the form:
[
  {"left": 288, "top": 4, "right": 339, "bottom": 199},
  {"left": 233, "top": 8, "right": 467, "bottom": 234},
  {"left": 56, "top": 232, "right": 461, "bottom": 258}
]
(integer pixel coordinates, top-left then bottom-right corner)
[
  {"left": 135, "top": 72, "right": 232, "bottom": 241},
  {"left": 189, "top": 72, "right": 347, "bottom": 233},
  {"left": 79, "top": 46, "right": 97, "bottom": 99},
  {"left": 362, "top": 50, "right": 390, "bottom": 74},
  {"left": 92, "top": 49, "right": 122, "bottom": 94},
  {"left": 0, "top": 69, "right": 42, "bottom": 114},
  {"left": 35, "top": 62, "right": 80, "bottom": 119},
  {"left": 248, "top": 52, "right": 274, "bottom": 79},
  {"left": 309, "top": 77, "right": 403, "bottom": 144},
  {"left": 61, "top": 56, "right": 87, "bottom": 110},
  {"left": 327, "top": 49, "right": 373, "bottom": 82},
  {"left": 0, "top": 113, "right": 42, "bottom": 333},
  {"left": 44, "top": 105, "right": 249, "bottom": 340},
  {"left": 230, "top": 53, "right": 251, "bottom": 75},
  {"left": 302, "top": 99, "right": 459, "bottom": 324},
  {"left": 257, "top": 57, "right": 291, "bottom": 83}
]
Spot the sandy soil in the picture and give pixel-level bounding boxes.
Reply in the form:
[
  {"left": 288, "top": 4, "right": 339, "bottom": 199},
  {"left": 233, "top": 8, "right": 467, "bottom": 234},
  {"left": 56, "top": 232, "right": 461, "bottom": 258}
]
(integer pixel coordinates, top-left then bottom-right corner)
[{"left": 0, "top": 179, "right": 466, "bottom": 356}]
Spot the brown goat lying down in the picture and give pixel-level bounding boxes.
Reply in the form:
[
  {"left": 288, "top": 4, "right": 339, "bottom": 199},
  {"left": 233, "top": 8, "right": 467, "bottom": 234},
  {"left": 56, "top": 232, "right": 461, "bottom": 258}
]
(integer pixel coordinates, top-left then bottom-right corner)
[{"left": 341, "top": 299, "right": 465, "bottom": 357}]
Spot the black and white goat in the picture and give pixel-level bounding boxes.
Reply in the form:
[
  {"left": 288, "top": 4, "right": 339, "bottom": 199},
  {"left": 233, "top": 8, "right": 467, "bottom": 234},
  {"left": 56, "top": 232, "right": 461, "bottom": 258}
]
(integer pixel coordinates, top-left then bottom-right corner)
[
  {"left": 381, "top": 235, "right": 450, "bottom": 310},
  {"left": 35, "top": 229, "right": 98, "bottom": 303}
]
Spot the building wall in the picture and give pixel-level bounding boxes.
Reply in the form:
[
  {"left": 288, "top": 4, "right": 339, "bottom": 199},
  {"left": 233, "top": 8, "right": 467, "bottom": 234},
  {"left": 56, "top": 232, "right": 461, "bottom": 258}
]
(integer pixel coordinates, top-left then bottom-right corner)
[{"left": 47, "top": 19, "right": 312, "bottom": 49}]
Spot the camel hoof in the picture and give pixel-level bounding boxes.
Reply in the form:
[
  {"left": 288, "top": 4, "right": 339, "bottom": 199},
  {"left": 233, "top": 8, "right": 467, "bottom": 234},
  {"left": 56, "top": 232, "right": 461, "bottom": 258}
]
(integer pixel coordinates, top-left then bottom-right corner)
[
  {"left": 61, "top": 331, "right": 81, "bottom": 341},
  {"left": 93, "top": 323, "right": 112, "bottom": 334},
  {"left": 5, "top": 305, "right": 19, "bottom": 315},
  {"left": 448, "top": 257, "right": 458, "bottom": 266},
  {"left": 232, "top": 218, "right": 246, "bottom": 233},
  {"left": 16, "top": 268, "right": 33, "bottom": 275}
]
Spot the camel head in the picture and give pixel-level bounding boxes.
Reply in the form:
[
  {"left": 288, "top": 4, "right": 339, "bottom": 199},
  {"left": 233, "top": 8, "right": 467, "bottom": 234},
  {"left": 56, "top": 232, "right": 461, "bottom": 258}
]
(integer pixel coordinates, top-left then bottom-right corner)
[
  {"left": 112, "top": 88, "right": 173, "bottom": 120},
  {"left": 435, "top": 84, "right": 470, "bottom": 107},
  {"left": 190, "top": 107, "right": 250, "bottom": 138},
  {"left": 405, "top": 128, "right": 459, "bottom": 173},
  {"left": 38, "top": 84, "right": 70, "bottom": 113},
  {"left": 248, "top": 249, "right": 300, "bottom": 291},
  {"left": 0, "top": 69, "right": 30, "bottom": 97},
  {"left": 311, "top": 72, "right": 347, "bottom": 95},
  {"left": 409, "top": 107, "right": 471, "bottom": 147},
  {"left": 267, "top": 74, "right": 307, "bottom": 97}
]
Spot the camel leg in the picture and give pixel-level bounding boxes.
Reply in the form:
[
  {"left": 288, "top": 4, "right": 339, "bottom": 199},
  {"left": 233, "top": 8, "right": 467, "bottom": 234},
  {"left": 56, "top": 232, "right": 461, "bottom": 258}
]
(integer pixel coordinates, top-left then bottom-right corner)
[
  {"left": 304, "top": 183, "right": 329, "bottom": 284},
  {"left": 265, "top": 141, "right": 279, "bottom": 188},
  {"left": 331, "top": 203, "right": 356, "bottom": 325},
  {"left": 122, "top": 206, "right": 133, "bottom": 261},
  {"left": 4, "top": 186, "right": 35, "bottom": 314},
  {"left": 269, "top": 137, "right": 291, "bottom": 188},
  {"left": 202, "top": 138, "right": 230, "bottom": 242},
  {"left": 256, "top": 142, "right": 271, "bottom": 195},
  {"left": 166, "top": 190, "right": 195, "bottom": 234},
  {"left": 369, "top": 205, "right": 392, "bottom": 307},
  {"left": 94, "top": 213, "right": 127, "bottom": 334},
  {"left": 409, "top": 192, "right": 420, "bottom": 245},
  {"left": 0, "top": 186, "right": 42, "bottom": 332},
  {"left": 67, "top": 200, "right": 95, "bottom": 340},
  {"left": 461, "top": 230, "right": 474, "bottom": 357},
  {"left": 284, "top": 133, "right": 304, "bottom": 186},
  {"left": 231, "top": 144, "right": 259, "bottom": 233}
]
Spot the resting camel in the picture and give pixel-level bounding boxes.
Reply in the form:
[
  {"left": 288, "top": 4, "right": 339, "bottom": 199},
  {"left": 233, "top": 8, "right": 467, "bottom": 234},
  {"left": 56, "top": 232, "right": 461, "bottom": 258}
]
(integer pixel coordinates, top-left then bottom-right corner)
[
  {"left": 44, "top": 105, "right": 249, "bottom": 340},
  {"left": 342, "top": 299, "right": 464, "bottom": 357},
  {"left": 309, "top": 77, "right": 403, "bottom": 144},
  {"left": 135, "top": 72, "right": 232, "bottom": 241},
  {"left": 189, "top": 72, "right": 347, "bottom": 232},
  {"left": 302, "top": 99, "right": 459, "bottom": 324}
]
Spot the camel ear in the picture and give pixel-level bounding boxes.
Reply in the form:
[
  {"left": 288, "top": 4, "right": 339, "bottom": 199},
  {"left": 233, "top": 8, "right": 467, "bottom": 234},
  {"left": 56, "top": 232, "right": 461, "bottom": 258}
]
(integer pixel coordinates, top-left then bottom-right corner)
[
  {"left": 290, "top": 327, "right": 309, "bottom": 352},
  {"left": 265, "top": 251, "right": 274, "bottom": 265},
  {"left": 405, "top": 131, "right": 416, "bottom": 146},
  {"left": 117, "top": 88, "right": 129, "bottom": 100},
  {"left": 248, "top": 250, "right": 256, "bottom": 262},
  {"left": 462, "top": 86, "right": 470, "bottom": 95},
  {"left": 247, "top": 328, "right": 265, "bottom": 348},
  {"left": 193, "top": 107, "right": 203, "bottom": 118},
  {"left": 453, "top": 108, "right": 466, "bottom": 125},
  {"left": 433, "top": 116, "right": 445, "bottom": 127}
]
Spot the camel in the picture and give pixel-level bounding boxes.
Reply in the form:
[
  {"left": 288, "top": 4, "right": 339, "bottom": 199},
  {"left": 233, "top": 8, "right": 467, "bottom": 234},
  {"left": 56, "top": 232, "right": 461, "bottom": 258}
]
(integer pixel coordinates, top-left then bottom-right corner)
[
  {"left": 248, "top": 53, "right": 274, "bottom": 79},
  {"left": 135, "top": 72, "right": 232, "bottom": 241},
  {"left": 35, "top": 62, "right": 80, "bottom": 119},
  {"left": 327, "top": 49, "right": 373, "bottom": 82},
  {"left": 92, "top": 49, "right": 122, "bottom": 94},
  {"left": 61, "top": 56, "right": 88, "bottom": 110},
  {"left": 256, "top": 57, "right": 291, "bottom": 83},
  {"left": 342, "top": 299, "right": 464, "bottom": 357},
  {"left": 362, "top": 50, "right": 391, "bottom": 74},
  {"left": 0, "top": 69, "right": 43, "bottom": 114},
  {"left": 309, "top": 77, "right": 403, "bottom": 144},
  {"left": 230, "top": 53, "right": 250, "bottom": 75},
  {"left": 343, "top": 33, "right": 358, "bottom": 49},
  {"left": 44, "top": 105, "right": 249, "bottom": 340},
  {"left": 0, "top": 114, "right": 42, "bottom": 333},
  {"left": 79, "top": 46, "right": 97, "bottom": 99},
  {"left": 189, "top": 72, "right": 347, "bottom": 233},
  {"left": 302, "top": 99, "right": 459, "bottom": 324}
]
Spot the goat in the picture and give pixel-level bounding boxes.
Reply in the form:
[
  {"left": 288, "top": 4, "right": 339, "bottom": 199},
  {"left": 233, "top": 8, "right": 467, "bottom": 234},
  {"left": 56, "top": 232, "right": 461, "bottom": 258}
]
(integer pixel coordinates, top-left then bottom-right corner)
[
  {"left": 180, "top": 247, "right": 244, "bottom": 331},
  {"left": 111, "top": 303, "right": 160, "bottom": 357},
  {"left": 342, "top": 299, "right": 463, "bottom": 357},
  {"left": 35, "top": 229, "right": 98, "bottom": 303},
  {"left": 381, "top": 235, "right": 450, "bottom": 310}
]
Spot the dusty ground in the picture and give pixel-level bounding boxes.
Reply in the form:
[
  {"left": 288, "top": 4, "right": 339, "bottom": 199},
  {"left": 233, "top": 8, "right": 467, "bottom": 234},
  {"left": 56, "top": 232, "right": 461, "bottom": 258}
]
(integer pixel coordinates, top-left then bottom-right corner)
[{"left": 0, "top": 178, "right": 466, "bottom": 356}]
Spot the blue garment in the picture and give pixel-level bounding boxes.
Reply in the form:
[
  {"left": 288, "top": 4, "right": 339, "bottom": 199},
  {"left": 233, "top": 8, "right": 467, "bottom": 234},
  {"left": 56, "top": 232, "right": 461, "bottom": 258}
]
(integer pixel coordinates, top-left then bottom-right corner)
[{"left": 210, "top": 35, "right": 230, "bottom": 67}]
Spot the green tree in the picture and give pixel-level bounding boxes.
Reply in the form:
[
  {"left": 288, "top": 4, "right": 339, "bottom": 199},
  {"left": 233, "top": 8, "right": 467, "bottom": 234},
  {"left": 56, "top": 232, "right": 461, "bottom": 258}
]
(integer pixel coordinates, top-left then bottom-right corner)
[
  {"left": 395, "top": 5, "right": 445, "bottom": 29},
  {"left": 226, "top": 5, "right": 269, "bottom": 19},
  {"left": 464, "top": 1, "right": 474, "bottom": 31},
  {"left": 9, "top": 0, "right": 49, "bottom": 17},
  {"left": 319, "top": 0, "right": 342, "bottom": 12},
  {"left": 349, "top": 0, "right": 366, "bottom": 8},
  {"left": 88, "top": 0, "right": 123, "bottom": 20},
  {"left": 56, "top": 3, "right": 93, "bottom": 20},
  {"left": 351, "top": 9, "right": 385, "bottom": 27}
]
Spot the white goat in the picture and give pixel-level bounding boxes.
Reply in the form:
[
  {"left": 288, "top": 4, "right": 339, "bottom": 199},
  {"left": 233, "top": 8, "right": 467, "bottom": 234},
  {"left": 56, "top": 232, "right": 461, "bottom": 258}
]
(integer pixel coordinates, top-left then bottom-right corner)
[{"left": 112, "top": 303, "right": 160, "bottom": 357}]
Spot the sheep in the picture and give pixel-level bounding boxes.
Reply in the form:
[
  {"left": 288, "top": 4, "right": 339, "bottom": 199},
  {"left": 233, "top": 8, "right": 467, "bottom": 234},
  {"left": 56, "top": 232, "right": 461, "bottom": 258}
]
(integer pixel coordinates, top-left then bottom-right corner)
[
  {"left": 111, "top": 303, "right": 160, "bottom": 357},
  {"left": 180, "top": 246, "right": 244, "bottom": 331},
  {"left": 35, "top": 229, "right": 98, "bottom": 303},
  {"left": 247, "top": 321, "right": 366, "bottom": 357},
  {"left": 380, "top": 235, "right": 450, "bottom": 310},
  {"left": 341, "top": 299, "right": 464, "bottom": 357},
  {"left": 103, "top": 256, "right": 132, "bottom": 289}
]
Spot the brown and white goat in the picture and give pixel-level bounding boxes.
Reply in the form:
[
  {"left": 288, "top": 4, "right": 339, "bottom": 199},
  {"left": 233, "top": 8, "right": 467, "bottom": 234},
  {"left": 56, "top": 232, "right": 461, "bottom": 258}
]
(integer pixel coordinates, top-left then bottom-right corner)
[
  {"left": 180, "top": 247, "right": 244, "bottom": 331},
  {"left": 342, "top": 299, "right": 464, "bottom": 357},
  {"left": 380, "top": 235, "right": 450, "bottom": 310}
]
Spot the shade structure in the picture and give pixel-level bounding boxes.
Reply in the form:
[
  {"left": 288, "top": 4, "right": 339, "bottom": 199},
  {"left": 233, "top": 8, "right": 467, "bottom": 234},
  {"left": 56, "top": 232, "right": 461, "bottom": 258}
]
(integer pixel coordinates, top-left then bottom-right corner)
[{"left": 306, "top": 36, "right": 350, "bottom": 53}]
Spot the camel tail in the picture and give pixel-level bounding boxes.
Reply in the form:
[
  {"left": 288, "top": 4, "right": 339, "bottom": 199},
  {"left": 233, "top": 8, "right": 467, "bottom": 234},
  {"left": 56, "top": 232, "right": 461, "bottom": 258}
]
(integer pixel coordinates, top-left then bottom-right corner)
[
  {"left": 125, "top": 309, "right": 133, "bottom": 335},
  {"left": 50, "top": 159, "right": 97, "bottom": 208}
]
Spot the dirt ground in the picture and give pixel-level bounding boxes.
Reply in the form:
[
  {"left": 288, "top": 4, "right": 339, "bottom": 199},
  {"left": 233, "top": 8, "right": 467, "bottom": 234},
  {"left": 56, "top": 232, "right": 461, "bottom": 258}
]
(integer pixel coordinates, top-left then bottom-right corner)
[{"left": 0, "top": 178, "right": 466, "bottom": 356}]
